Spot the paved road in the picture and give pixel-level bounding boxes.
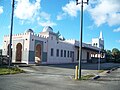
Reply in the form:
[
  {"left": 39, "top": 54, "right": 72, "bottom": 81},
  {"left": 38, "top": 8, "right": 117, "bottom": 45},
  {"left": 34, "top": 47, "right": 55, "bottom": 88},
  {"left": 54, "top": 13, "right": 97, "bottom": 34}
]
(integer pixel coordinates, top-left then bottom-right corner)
[
  {"left": 20, "top": 63, "right": 120, "bottom": 76},
  {"left": 0, "top": 67, "right": 120, "bottom": 90}
]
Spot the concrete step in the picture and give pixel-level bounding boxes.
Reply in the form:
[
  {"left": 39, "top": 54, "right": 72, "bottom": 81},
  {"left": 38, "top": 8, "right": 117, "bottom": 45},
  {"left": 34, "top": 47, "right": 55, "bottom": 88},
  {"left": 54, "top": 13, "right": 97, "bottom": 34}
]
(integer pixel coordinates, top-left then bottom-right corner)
[{"left": 13, "top": 63, "right": 29, "bottom": 67}]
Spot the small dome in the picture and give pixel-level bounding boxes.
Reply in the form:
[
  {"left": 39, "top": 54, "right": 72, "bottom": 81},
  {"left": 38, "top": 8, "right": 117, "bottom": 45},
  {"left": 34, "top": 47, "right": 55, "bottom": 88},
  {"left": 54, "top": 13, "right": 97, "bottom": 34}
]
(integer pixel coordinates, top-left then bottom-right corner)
[
  {"left": 59, "top": 35, "right": 64, "bottom": 39},
  {"left": 42, "top": 26, "right": 53, "bottom": 32},
  {"left": 26, "top": 29, "right": 34, "bottom": 33}
]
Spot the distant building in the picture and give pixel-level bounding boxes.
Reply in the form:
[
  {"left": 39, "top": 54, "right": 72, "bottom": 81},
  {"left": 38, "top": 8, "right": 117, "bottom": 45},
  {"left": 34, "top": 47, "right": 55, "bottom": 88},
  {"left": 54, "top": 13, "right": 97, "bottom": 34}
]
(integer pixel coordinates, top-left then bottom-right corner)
[
  {"left": 2, "top": 26, "right": 104, "bottom": 64},
  {"left": 92, "top": 31, "right": 104, "bottom": 49}
]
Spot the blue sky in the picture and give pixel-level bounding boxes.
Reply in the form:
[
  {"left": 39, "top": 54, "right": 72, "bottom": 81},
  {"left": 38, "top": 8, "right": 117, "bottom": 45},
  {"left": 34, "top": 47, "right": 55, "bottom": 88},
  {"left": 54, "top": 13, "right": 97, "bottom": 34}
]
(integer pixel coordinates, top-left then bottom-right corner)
[{"left": 0, "top": 0, "right": 120, "bottom": 50}]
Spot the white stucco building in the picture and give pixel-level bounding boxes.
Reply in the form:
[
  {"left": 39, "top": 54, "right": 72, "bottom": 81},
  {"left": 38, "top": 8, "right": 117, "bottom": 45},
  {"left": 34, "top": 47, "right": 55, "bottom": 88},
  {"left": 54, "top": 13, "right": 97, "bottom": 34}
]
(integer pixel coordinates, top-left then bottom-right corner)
[{"left": 2, "top": 26, "right": 104, "bottom": 64}]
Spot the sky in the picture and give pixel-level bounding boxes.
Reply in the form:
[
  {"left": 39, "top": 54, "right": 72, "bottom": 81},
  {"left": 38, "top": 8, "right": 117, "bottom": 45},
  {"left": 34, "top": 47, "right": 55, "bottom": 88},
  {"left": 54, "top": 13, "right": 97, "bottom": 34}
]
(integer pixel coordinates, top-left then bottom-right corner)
[{"left": 0, "top": 0, "right": 120, "bottom": 50}]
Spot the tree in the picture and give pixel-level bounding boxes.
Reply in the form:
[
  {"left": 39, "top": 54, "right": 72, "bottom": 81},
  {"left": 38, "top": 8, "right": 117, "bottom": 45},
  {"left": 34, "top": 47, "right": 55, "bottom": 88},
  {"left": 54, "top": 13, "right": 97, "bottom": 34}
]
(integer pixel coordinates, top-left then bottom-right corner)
[
  {"left": 56, "top": 31, "right": 61, "bottom": 40},
  {"left": 112, "top": 48, "right": 120, "bottom": 63},
  {"left": 105, "top": 50, "right": 112, "bottom": 62},
  {"left": 56, "top": 31, "right": 65, "bottom": 41},
  {"left": 101, "top": 49, "right": 105, "bottom": 58}
]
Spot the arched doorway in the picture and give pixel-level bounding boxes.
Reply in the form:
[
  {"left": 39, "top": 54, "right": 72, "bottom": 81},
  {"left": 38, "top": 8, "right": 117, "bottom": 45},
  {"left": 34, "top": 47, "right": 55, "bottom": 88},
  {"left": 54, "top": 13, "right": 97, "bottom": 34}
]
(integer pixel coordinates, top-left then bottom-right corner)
[
  {"left": 35, "top": 44, "right": 42, "bottom": 64},
  {"left": 16, "top": 43, "right": 22, "bottom": 62}
]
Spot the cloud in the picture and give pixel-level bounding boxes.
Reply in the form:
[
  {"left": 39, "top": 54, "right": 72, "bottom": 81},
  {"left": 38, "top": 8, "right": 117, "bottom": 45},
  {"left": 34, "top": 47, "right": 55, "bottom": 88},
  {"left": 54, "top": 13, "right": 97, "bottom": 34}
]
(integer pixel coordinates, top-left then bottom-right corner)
[
  {"left": 39, "top": 12, "right": 50, "bottom": 21},
  {"left": 57, "top": 13, "right": 66, "bottom": 20},
  {"left": 0, "top": 6, "right": 3, "bottom": 15},
  {"left": 37, "top": 12, "right": 57, "bottom": 27},
  {"left": 57, "top": 0, "right": 89, "bottom": 20},
  {"left": 116, "top": 40, "right": 120, "bottom": 43},
  {"left": 14, "top": 0, "right": 41, "bottom": 20},
  {"left": 14, "top": 0, "right": 56, "bottom": 27},
  {"left": 38, "top": 21, "right": 56, "bottom": 27},
  {"left": 88, "top": 0, "right": 120, "bottom": 27},
  {"left": 62, "top": 1, "right": 80, "bottom": 17},
  {"left": 113, "top": 27, "right": 120, "bottom": 32},
  {"left": 57, "top": 0, "right": 80, "bottom": 20}
]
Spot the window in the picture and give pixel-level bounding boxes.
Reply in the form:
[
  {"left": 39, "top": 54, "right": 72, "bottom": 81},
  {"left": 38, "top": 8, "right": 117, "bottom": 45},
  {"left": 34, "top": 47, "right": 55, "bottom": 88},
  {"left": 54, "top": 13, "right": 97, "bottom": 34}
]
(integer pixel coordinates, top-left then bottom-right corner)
[
  {"left": 51, "top": 48, "right": 54, "bottom": 56},
  {"left": 70, "top": 51, "right": 74, "bottom": 58},
  {"left": 56, "top": 49, "right": 59, "bottom": 57},
  {"left": 96, "top": 43, "right": 97, "bottom": 46},
  {"left": 64, "top": 50, "right": 66, "bottom": 57},
  {"left": 72, "top": 52, "right": 74, "bottom": 58},
  {"left": 70, "top": 51, "right": 72, "bottom": 58},
  {"left": 61, "top": 50, "right": 63, "bottom": 57},
  {"left": 67, "top": 51, "right": 69, "bottom": 57}
]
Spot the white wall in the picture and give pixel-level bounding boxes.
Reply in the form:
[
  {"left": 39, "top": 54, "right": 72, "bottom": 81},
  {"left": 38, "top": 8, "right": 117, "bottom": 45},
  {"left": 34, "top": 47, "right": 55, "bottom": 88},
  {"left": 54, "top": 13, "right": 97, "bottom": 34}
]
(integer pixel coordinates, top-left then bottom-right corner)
[
  {"left": 46, "top": 34, "right": 75, "bottom": 64},
  {"left": 3, "top": 33, "right": 30, "bottom": 64}
]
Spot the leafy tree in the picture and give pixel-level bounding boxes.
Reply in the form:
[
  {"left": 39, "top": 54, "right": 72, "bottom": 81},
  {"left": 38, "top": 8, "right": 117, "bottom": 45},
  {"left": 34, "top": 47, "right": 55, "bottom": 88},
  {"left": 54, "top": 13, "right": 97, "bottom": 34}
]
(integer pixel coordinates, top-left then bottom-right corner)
[
  {"left": 105, "top": 50, "right": 112, "bottom": 62},
  {"left": 101, "top": 49, "right": 105, "bottom": 57},
  {"left": 112, "top": 48, "right": 120, "bottom": 62}
]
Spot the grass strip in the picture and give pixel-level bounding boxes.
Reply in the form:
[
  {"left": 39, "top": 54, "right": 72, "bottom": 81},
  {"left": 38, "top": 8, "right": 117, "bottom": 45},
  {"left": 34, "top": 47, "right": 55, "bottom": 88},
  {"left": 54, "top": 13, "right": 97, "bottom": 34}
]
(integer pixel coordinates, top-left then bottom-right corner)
[
  {"left": 80, "top": 74, "right": 95, "bottom": 80},
  {"left": 0, "top": 67, "right": 24, "bottom": 75}
]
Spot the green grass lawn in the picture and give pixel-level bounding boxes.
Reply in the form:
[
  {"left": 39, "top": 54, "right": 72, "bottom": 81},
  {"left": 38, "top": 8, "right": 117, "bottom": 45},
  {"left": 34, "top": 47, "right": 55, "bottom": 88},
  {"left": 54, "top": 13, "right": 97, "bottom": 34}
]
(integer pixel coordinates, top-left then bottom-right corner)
[
  {"left": 98, "top": 70, "right": 105, "bottom": 73},
  {"left": 74, "top": 74, "right": 95, "bottom": 80},
  {"left": 81, "top": 74, "right": 95, "bottom": 80},
  {"left": 0, "top": 67, "right": 24, "bottom": 75},
  {"left": 81, "top": 75, "right": 95, "bottom": 80}
]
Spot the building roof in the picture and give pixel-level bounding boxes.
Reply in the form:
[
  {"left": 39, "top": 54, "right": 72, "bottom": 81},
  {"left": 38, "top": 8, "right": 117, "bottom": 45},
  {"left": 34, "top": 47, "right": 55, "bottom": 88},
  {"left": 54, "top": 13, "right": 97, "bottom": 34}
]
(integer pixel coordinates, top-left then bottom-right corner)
[{"left": 75, "top": 41, "right": 100, "bottom": 52}]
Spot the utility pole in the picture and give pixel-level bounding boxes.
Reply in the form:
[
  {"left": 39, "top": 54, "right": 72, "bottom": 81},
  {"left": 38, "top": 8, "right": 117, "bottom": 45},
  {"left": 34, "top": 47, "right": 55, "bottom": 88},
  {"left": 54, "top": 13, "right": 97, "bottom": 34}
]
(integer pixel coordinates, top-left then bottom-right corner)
[
  {"left": 9, "top": 0, "right": 14, "bottom": 68},
  {"left": 98, "top": 49, "right": 101, "bottom": 70},
  {"left": 76, "top": 0, "right": 89, "bottom": 79}
]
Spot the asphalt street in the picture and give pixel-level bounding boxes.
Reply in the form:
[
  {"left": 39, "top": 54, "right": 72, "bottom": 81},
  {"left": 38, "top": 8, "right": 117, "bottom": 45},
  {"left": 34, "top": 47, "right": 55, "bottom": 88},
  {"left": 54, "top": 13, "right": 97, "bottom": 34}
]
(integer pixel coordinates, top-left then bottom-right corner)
[
  {"left": 0, "top": 68, "right": 120, "bottom": 90},
  {"left": 0, "top": 63, "right": 120, "bottom": 90}
]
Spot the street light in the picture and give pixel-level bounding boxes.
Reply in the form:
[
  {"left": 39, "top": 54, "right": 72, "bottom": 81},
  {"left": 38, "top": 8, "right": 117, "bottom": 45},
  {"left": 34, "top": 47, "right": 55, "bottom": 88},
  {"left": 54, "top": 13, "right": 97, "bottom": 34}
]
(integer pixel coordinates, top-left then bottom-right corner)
[
  {"left": 76, "top": 0, "right": 89, "bottom": 79},
  {"left": 98, "top": 49, "right": 101, "bottom": 71},
  {"left": 9, "top": 0, "right": 14, "bottom": 68}
]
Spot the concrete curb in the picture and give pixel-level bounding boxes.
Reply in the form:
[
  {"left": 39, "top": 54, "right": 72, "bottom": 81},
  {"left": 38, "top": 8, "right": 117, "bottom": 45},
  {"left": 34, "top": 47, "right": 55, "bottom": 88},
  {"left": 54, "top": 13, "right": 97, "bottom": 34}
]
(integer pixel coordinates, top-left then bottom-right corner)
[
  {"left": 93, "top": 66, "right": 120, "bottom": 80},
  {"left": 106, "top": 70, "right": 111, "bottom": 73},
  {"left": 93, "top": 75, "right": 100, "bottom": 80},
  {"left": 106, "top": 66, "right": 120, "bottom": 74}
]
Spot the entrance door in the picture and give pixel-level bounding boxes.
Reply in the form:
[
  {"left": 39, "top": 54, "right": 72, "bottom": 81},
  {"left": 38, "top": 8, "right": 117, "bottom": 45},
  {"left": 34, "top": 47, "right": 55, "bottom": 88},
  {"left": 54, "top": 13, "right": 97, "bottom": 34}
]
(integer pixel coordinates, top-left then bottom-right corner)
[
  {"left": 35, "top": 44, "right": 42, "bottom": 64},
  {"left": 16, "top": 43, "right": 22, "bottom": 62}
]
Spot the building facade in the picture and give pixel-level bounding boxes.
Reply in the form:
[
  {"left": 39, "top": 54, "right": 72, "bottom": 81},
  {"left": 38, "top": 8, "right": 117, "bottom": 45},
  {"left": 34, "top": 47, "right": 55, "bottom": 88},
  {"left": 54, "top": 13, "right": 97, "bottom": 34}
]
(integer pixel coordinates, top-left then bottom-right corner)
[{"left": 2, "top": 26, "right": 104, "bottom": 64}]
